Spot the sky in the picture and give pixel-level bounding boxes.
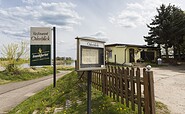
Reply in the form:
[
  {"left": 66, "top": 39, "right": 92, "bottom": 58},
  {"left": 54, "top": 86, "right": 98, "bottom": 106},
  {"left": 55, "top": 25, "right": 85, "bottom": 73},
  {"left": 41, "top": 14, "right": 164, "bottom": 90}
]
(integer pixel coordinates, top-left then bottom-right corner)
[{"left": 0, "top": 0, "right": 185, "bottom": 59}]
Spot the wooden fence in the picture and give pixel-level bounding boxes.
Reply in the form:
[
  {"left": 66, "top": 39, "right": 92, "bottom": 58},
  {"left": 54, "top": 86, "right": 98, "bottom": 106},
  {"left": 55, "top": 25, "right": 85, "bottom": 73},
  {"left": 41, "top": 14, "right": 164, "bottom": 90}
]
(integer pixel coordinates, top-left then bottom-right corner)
[{"left": 91, "top": 65, "right": 155, "bottom": 114}]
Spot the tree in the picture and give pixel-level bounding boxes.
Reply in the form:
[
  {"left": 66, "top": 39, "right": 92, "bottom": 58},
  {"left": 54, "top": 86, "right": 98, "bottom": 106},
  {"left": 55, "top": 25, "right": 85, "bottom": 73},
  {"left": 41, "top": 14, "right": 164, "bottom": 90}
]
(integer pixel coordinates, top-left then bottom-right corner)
[
  {"left": 144, "top": 4, "right": 185, "bottom": 62},
  {"left": 170, "top": 8, "right": 185, "bottom": 60},
  {"left": 1, "top": 41, "right": 28, "bottom": 74}
]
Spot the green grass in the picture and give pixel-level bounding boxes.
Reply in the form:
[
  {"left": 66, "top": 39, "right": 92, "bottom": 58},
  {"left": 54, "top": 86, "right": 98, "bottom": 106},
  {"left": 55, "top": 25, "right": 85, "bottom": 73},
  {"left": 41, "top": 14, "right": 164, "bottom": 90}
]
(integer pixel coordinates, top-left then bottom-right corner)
[
  {"left": 0, "top": 64, "right": 75, "bottom": 85},
  {"left": 156, "top": 101, "right": 170, "bottom": 114},
  {"left": 9, "top": 71, "right": 137, "bottom": 114},
  {"left": 57, "top": 65, "right": 75, "bottom": 71},
  {"left": 0, "top": 66, "right": 53, "bottom": 85}
]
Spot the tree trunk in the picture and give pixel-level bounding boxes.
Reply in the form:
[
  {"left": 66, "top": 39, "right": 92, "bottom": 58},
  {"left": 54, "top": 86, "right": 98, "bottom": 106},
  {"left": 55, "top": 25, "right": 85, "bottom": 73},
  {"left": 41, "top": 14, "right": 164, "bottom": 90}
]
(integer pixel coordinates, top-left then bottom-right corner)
[
  {"left": 177, "top": 45, "right": 181, "bottom": 61},
  {"left": 165, "top": 45, "right": 169, "bottom": 62},
  {"left": 173, "top": 45, "right": 177, "bottom": 60}
]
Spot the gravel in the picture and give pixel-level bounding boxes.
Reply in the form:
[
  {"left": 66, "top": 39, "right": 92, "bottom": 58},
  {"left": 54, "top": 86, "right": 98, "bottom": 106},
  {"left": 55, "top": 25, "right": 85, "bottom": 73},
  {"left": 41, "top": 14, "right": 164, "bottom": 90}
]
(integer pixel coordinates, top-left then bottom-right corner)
[{"left": 153, "top": 65, "right": 185, "bottom": 114}]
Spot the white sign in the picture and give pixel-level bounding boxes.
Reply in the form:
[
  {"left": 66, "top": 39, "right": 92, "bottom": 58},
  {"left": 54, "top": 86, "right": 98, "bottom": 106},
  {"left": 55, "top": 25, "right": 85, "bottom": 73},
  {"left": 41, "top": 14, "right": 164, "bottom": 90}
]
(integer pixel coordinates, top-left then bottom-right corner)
[
  {"left": 30, "top": 27, "right": 52, "bottom": 45},
  {"left": 82, "top": 48, "right": 99, "bottom": 64},
  {"left": 80, "top": 39, "right": 104, "bottom": 48}
]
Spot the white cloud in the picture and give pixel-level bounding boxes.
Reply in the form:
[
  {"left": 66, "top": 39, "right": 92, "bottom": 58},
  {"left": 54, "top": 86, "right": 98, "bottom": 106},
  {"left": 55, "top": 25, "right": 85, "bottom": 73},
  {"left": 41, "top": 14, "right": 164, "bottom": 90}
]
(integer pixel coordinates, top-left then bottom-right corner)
[
  {"left": 22, "top": 0, "right": 38, "bottom": 4},
  {"left": 0, "top": 2, "right": 82, "bottom": 38},
  {"left": 109, "top": 10, "right": 146, "bottom": 28},
  {"left": 126, "top": 3, "right": 144, "bottom": 10},
  {"left": 90, "top": 31, "right": 109, "bottom": 41},
  {"left": 109, "top": 0, "right": 176, "bottom": 28}
]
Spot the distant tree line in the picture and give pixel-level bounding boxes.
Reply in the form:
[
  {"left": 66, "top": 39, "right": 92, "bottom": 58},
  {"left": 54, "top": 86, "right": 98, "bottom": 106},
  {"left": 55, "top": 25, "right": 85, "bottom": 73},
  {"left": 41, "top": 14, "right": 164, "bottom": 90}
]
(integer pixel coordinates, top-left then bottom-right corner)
[
  {"left": 56, "top": 56, "right": 73, "bottom": 61},
  {"left": 144, "top": 4, "right": 185, "bottom": 62}
]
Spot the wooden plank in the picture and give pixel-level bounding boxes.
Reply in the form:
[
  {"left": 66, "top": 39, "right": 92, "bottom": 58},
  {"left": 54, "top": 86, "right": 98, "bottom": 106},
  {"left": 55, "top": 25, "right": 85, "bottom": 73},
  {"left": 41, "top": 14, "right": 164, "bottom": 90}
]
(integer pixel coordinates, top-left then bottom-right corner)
[
  {"left": 120, "top": 67, "right": 124, "bottom": 104},
  {"left": 103, "top": 69, "right": 106, "bottom": 95},
  {"left": 101, "top": 70, "right": 103, "bottom": 93},
  {"left": 143, "top": 68, "right": 150, "bottom": 114},
  {"left": 115, "top": 67, "right": 119, "bottom": 102},
  {"left": 136, "top": 68, "right": 142, "bottom": 114},
  {"left": 99, "top": 70, "right": 101, "bottom": 91},
  {"left": 130, "top": 67, "right": 135, "bottom": 111},
  {"left": 112, "top": 66, "right": 115, "bottom": 100},
  {"left": 105, "top": 68, "right": 108, "bottom": 95},
  {"left": 97, "top": 71, "right": 99, "bottom": 89},
  {"left": 104, "top": 69, "right": 107, "bottom": 95},
  {"left": 94, "top": 71, "right": 97, "bottom": 89},
  {"left": 125, "top": 68, "right": 129, "bottom": 107},
  {"left": 148, "top": 71, "right": 156, "bottom": 114},
  {"left": 109, "top": 66, "right": 112, "bottom": 98}
]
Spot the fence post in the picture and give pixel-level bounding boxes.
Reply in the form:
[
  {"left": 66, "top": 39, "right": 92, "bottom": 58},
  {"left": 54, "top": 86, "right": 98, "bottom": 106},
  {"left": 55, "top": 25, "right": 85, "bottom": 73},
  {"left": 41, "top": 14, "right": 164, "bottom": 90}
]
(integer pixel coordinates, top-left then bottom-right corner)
[
  {"left": 115, "top": 67, "right": 119, "bottom": 102},
  {"left": 120, "top": 67, "right": 124, "bottom": 104},
  {"left": 144, "top": 69, "right": 156, "bottom": 114},
  {"left": 130, "top": 68, "right": 135, "bottom": 111},
  {"left": 147, "top": 70, "right": 156, "bottom": 114},
  {"left": 136, "top": 68, "right": 142, "bottom": 114},
  {"left": 125, "top": 68, "right": 129, "bottom": 107},
  {"left": 102, "top": 69, "right": 106, "bottom": 95}
]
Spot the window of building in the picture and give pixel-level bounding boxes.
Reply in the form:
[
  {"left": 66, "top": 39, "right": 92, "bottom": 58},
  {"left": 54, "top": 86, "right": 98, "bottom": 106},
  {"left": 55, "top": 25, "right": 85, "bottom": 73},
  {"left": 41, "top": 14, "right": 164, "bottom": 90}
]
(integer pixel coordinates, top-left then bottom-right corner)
[{"left": 108, "top": 50, "right": 112, "bottom": 59}]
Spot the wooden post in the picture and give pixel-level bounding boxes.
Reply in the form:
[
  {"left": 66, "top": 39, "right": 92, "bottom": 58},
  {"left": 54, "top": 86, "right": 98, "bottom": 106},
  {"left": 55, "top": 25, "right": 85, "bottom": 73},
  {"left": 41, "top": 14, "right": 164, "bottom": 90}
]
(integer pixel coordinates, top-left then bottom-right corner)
[
  {"left": 147, "top": 71, "right": 156, "bottom": 114},
  {"left": 120, "top": 67, "right": 124, "bottom": 104},
  {"left": 143, "top": 68, "right": 149, "bottom": 114},
  {"left": 99, "top": 70, "right": 101, "bottom": 91},
  {"left": 106, "top": 67, "right": 108, "bottom": 95},
  {"left": 112, "top": 66, "right": 115, "bottom": 100},
  {"left": 115, "top": 68, "right": 119, "bottom": 102},
  {"left": 130, "top": 68, "right": 135, "bottom": 111},
  {"left": 109, "top": 66, "right": 112, "bottom": 98},
  {"left": 124, "top": 68, "right": 129, "bottom": 107},
  {"left": 102, "top": 70, "right": 106, "bottom": 95},
  {"left": 136, "top": 68, "right": 142, "bottom": 114},
  {"left": 144, "top": 68, "right": 156, "bottom": 114}
]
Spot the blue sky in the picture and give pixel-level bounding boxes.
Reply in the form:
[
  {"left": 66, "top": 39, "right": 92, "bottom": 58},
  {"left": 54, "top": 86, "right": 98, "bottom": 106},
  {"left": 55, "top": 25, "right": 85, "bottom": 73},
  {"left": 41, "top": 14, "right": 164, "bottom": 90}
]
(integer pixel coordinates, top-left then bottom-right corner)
[{"left": 0, "top": 0, "right": 185, "bottom": 59}]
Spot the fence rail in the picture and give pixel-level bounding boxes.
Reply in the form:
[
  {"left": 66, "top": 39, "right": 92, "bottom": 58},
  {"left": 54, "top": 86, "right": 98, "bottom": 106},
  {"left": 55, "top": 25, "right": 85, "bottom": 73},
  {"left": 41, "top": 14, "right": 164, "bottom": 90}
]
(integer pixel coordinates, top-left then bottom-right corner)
[{"left": 91, "top": 65, "right": 155, "bottom": 114}]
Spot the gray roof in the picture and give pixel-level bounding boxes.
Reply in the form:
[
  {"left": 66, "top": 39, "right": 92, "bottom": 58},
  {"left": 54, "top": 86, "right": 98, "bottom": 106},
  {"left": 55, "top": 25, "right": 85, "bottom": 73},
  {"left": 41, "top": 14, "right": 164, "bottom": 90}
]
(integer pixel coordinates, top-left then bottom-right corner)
[{"left": 105, "top": 43, "right": 158, "bottom": 49}]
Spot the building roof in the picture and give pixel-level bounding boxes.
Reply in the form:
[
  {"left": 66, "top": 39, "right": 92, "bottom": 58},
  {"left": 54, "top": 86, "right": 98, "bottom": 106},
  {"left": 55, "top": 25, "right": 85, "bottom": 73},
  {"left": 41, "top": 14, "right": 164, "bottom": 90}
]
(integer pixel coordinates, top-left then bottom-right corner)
[
  {"left": 105, "top": 43, "right": 158, "bottom": 49},
  {"left": 75, "top": 36, "right": 106, "bottom": 43}
]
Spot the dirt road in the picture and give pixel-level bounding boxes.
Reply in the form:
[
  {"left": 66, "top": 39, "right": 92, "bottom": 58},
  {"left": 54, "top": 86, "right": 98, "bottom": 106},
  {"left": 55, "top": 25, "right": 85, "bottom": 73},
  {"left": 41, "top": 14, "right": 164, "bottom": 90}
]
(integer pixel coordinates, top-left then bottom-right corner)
[
  {"left": 0, "top": 71, "right": 71, "bottom": 114},
  {"left": 153, "top": 65, "right": 185, "bottom": 114}
]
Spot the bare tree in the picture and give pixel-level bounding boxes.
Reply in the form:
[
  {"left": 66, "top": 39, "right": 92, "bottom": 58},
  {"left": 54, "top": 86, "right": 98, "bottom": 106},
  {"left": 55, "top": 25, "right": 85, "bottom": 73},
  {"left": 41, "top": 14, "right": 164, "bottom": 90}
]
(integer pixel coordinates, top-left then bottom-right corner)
[{"left": 1, "top": 41, "right": 28, "bottom": 73}]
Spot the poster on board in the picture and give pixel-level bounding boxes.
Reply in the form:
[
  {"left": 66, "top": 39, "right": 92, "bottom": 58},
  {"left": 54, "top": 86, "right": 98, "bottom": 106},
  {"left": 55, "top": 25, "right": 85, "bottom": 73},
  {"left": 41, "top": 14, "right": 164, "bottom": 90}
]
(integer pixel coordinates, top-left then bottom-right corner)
[{"left": 82, "top": 48, "right": 99, "bottom": 64}]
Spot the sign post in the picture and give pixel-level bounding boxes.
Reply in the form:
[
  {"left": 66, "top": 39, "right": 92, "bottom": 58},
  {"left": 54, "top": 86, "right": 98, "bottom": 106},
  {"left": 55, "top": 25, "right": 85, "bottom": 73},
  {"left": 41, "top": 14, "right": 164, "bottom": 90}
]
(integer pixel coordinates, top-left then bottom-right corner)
[
  {"left": 30, "top": 27, "right": 56, "bottom": 88},
  {"left": 53, "top": 27, "right": 56, "bottom": 88},
  {"left": 87, "top": 71, "right": 92, "bottom": 114},
  {"left": 76, "top": 37, "right": 106, "bottom": 114}
]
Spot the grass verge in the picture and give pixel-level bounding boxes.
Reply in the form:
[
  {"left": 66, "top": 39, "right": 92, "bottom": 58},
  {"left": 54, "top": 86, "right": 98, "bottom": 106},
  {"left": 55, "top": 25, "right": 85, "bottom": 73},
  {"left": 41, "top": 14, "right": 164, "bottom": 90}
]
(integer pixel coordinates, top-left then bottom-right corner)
[
  {"left": 0, "top": 66, "right": 53, "bottom": 85},
  {"left": 57, "top": 65, "right": 75, "bottom": 71},
  {"left": 0, "top": 65, "right": 75, "bottom": 85},
  {"left": 9, "top": 71, "right": 137, "bottom": 114}
]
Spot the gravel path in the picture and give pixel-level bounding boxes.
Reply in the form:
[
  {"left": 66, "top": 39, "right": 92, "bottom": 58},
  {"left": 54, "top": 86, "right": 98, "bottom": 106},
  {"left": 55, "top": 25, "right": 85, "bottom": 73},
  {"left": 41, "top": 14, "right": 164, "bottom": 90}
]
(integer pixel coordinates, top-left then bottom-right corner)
[
  {"left": 153, "top": 66, "right": 185, "bottom": 114},
  {"left": 0, "top": 71, "right": 71, "bottom": 114}
]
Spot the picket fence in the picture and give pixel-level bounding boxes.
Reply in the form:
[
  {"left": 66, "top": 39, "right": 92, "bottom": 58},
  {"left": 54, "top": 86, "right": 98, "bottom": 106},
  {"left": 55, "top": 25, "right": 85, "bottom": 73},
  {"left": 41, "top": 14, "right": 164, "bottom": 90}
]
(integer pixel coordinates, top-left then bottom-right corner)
[{"left": 91, "top": 65, "right": 155, "bottom": 114}]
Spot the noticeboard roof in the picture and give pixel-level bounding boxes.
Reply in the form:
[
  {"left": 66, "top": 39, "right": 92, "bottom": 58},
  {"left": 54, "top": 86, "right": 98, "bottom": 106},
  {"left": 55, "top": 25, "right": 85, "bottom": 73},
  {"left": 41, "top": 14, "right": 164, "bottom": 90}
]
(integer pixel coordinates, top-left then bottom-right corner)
[{"left": 75, "top": 37, "right": 106, "bottom": 43}]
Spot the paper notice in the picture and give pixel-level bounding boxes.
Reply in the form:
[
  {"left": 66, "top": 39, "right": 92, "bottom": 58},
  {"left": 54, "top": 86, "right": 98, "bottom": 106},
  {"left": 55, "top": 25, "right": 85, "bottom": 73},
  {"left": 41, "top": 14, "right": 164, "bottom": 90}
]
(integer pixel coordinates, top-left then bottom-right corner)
[{"left": 82, "top": 48, "right": 99, "bottom": 64}]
